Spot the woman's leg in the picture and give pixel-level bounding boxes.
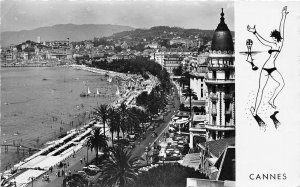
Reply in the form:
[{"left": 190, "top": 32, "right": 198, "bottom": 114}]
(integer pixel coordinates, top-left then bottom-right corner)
[
  {"left": 269, "top": 70, "right": 285, "bottom": 109},
  {"left": 251, "top": 70, "right": 270, "bottom": 115}
]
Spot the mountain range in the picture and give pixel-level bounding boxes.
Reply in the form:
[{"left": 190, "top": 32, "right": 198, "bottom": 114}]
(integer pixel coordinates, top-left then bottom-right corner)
[{"left": 1, "top": 24, "right": 134, "bottom": 47}]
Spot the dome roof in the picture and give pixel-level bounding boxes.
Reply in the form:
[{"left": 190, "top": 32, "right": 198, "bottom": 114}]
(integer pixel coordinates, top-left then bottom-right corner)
[{"left": 211, "top": 9, "right": 234, "bottom": 52}]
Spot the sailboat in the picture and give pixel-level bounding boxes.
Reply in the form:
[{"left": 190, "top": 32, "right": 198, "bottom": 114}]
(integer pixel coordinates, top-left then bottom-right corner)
[
  {"left": 96, "top": 88, "right": 100, "bottom": 96},
  {"left": 87, "top": 87, "right": 91, "bottom": 95},
  {"left": 116, "top": 86, "right": 120, "bottom": 96},
  {"left": 80, "top": 83, "right": 91, "bottom": 97},
  {"left": 107, "top": 76, "right": 112, "bottom": 83}
]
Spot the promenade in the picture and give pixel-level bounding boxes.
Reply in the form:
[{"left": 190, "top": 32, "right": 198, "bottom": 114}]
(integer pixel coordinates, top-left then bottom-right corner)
[{"left": 32, "top": 84, "right": 180, "bottom": 187}]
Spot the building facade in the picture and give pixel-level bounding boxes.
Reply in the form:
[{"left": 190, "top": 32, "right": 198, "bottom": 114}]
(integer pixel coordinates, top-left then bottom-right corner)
[
  {"left": 189, "top": 9, "right": 235, "bottom": 148},
  {"left": 163, "top": 54, "right": 183, "bottom": 75},
  {"left": 205, "top": 9, "right": 235, "bottom": 141}
]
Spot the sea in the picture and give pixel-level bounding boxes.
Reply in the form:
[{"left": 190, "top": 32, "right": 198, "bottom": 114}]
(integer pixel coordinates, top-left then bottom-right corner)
[{"left": 0, "top": 66, "right": 117, "bottom": 172}]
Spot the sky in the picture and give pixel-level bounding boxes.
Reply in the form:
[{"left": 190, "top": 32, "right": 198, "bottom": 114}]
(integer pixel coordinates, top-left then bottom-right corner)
[{"left": 0, "top": 0, "right": 234, "bottom": 32}]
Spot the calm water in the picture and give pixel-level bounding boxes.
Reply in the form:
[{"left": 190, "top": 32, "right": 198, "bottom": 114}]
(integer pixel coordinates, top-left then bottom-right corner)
[{"left": 1, "top": 67, "right": 116, "bottom": 171}]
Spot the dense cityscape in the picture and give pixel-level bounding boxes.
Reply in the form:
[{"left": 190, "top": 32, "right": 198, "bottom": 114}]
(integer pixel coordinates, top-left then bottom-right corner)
[{"left": 1, "top": 8, "right": 235, "bottom": 187}]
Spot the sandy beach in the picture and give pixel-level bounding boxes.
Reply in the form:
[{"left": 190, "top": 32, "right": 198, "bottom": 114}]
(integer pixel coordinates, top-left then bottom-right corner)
[{"left": 1, "top": 66, "right": 119, "bottom": 172}]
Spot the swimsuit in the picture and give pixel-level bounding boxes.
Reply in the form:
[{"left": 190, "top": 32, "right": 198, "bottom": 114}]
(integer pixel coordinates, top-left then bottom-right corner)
[
  {"left": 262, "top": 67, "right": 277, "bottom": 75},
  {"left": 268, "top": 49, "right": 280, "bottom": 54},
  {"left": 263, "top": 50, "right": 280, "bottom": 75}
]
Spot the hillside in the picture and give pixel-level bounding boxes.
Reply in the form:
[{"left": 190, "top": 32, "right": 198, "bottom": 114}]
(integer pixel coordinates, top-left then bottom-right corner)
[
  {"left": 110, "top": 26, "right": 215, "bottom": 41},
  {"left": 1, "top": 24, "right": 134, "bottom": 47}
]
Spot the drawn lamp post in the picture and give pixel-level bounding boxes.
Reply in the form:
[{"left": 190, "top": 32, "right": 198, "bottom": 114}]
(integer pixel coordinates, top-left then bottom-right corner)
[{"left": 246, "top": 39, "right": 258, "bottom": 70}]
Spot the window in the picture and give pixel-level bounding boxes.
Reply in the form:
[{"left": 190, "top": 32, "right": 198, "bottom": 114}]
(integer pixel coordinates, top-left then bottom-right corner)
[
  {"left": 225, "top": 101, "right": 230, "bottom": 111},
  {"left": 212, "top": 117, "right": 216, "bottom": 126},
  {"left": 225, "top": 116, "right": 231, "bottom": 126},
  {"left": 212, "top": 71, "right": 216, "bottom": 79},
  {"left": 212, "top": 86, "right": 216, "bottom": 93},
  {"left": 225, "top": 71, "right": 230, "bottom": 80}
]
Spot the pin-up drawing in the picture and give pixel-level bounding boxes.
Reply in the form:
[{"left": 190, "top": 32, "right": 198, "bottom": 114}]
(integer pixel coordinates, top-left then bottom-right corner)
[{"left": 247, "top": 6, "right": 288, "bottom": 130}]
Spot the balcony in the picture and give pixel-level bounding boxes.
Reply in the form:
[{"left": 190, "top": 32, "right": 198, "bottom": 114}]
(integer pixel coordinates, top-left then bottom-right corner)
[
  {"left": 210, "top": 93, "right": 218, "bottom": 100},
  {"left": 205, "top": 79, "right": 235, "bottom": 85},
  {"left": 208, "top": 64, "right": 234, "bottom": 70},
  {"left": 205, "top": 124, "right": 235, "bottom": 131},
  {"left": 190, "top": 123, "right": 206, "bottom": 132}
]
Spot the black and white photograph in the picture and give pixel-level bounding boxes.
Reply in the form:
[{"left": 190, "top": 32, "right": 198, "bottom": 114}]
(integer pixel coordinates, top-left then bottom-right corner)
[{"left": 0, "top": 0, "right": 299, "bottom": 187}]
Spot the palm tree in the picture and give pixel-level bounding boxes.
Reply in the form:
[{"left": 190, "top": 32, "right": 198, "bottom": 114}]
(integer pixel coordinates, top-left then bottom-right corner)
[
  {"left": 86, "top": 128, "right": 108, "bottom": 161},
  {"left": 126, "top": 107, "right": 143, "bottom": 135},
  {"left": 119, "top": 103, "right": 130, "bottom": 138},
  {"left": 108, "top": 107, "right": 121, "bottom": 144},
  {"left": 94, "top": 104, "right": 109, "bottom": 136},
  {"left": 99, "top": 145, "right": 141, "bottom": 187},
  {"left": 182, "top": 87, "right": 198, "bottom": 117},
  {"left": 177, "top": 72, "right": 190, "bottom": 87}
]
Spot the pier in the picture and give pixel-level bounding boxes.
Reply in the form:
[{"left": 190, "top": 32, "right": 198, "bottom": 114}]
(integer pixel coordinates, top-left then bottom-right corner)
[
  {"left": 1, "top": 64, "right": 57, "bottom": 68},
  {"left": 1, "top": 144, "right": 40, "bottom": 153}
]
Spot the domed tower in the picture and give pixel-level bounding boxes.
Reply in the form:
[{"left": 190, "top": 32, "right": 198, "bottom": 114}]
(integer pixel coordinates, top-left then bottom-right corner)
[
  {"left": 205, "top": 8, "right": 235, "bottom": 141},
  {"left": 211, "top": 8, "right": 234, "bottom": 52}
]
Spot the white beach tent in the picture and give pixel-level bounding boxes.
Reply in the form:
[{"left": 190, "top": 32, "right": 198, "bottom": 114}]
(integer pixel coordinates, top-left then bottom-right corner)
[
  {"left": 13, "top": 169, "right": 45, "bottom": 187},
  {"left": 20, "top": 156, "right": 47, "bottom": 169}
]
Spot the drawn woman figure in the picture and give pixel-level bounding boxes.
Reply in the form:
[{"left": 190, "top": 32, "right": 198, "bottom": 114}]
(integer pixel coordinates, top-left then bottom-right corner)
[{"left": 247, "top": 6, "right": 288, "bottom": 129}]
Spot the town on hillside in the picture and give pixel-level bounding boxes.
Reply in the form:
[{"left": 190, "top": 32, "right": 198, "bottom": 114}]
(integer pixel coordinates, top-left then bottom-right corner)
[{"left": 1, "top": 9, "right": 236, "bottom": 187}]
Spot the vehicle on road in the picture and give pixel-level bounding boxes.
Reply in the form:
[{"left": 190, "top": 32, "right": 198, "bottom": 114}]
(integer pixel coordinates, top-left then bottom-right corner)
[
  {"left": 77, "top": 171, "right": 88, "bottom": 179},
  {"left": 151, "top": 131, "right": 157, "bottom": 138},
  {"left": 113, "top": 138, "right": 130, "bottom": 146},
  {"left": 88, "top": 165, "right": 100, "bottom": 172}
]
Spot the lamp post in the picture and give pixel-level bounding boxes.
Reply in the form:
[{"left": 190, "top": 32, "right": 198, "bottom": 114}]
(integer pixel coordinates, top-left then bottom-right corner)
[
  {"left": 63, "top": 163, "right": 67, "bottom": 179},
  {"left": 145, "top": 147, "right": 149, "bottom": 165},
  {"left": 28, "top": 176, "right": 34, "bottom": 187},
  {"left": 86, "top": 146, "right": 89, "bottom": 164}
]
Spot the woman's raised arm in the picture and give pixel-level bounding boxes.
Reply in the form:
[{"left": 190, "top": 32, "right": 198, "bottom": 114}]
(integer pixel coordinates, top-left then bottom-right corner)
[
  {"left": 247, "top": 25, "right": 273, "bottom": 47},
  {"left": 279, "top": 6, "right": 289, "bottom": 40}
]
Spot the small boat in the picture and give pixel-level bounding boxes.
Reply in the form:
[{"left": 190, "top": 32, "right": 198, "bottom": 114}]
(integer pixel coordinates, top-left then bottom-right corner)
[
  {"left": 87, "top": 87, "right": 91, "bottom": 95},
  {"left": 116, "top": 86, "right": 120, "bottom": 96},
  {"left": 96, "top": 88, "right": 100, "bottom": 96},
  {"left": 107, "top": 76, "right": 112, "bottom": 83},
  {"left": 80, "top": 83, "right": 91, "bottom": 97}
]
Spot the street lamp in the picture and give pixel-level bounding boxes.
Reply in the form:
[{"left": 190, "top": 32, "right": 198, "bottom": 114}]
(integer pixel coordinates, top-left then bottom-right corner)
[
  {"left": 145, "top": 147, "right": 149, "bottom": 165},
  {"left": 63, "top": 163, "right": 67, "bottom": 179},
  {"left": 28, "top": 176, "right": 35, "bottom": 187}
]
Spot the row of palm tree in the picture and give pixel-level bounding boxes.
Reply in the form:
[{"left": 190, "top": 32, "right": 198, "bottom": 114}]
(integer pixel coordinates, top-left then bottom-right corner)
[
  {"left": 178, "top": 72, "right": 198, "bottom": 117},
  {"left": 87, "top": 103, "right": 150, "bottom": 160},
  {"left": 86, "top": 128, "right": 108, "bottom": 160}
]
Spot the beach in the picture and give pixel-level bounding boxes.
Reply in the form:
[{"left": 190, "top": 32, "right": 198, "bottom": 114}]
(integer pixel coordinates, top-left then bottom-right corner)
[{"left": 1, "top": 66, "right": 118, "bottom": 172}]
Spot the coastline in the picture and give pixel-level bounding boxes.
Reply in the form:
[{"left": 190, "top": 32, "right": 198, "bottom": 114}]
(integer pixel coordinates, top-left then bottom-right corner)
[
  {"left": 1, "top": 64, "right": 154, "bottom": 173},
  {"left": 1, "top": 66, "right": 119, "bottom": 172}
]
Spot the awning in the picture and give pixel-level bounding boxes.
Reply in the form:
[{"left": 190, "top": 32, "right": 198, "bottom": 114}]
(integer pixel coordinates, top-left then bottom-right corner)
[{"left": 181, "top": 153, "right": 201, "bottom": 170}]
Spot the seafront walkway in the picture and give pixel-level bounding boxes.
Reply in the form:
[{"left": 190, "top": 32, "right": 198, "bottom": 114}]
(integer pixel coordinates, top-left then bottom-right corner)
[
  {"left": 33, "top": 146, "right": 96, "bottom": 187},
  {"left": 32, "top": 128, "right": 112, "bottom": 187},
  {"left": 34, "top": 85, "right": 180, "bottom": 187}
]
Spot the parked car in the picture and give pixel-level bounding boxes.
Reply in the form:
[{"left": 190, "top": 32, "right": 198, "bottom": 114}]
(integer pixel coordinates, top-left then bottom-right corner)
[
  {"left": 88, "top": 165, "right": 100, "bottom": 172},
  {"left": 114, "top": 138, "right": 130, "bottom": 146},
  {"left": 77, "top": 171, "right": 88, "bottom": 179}
]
